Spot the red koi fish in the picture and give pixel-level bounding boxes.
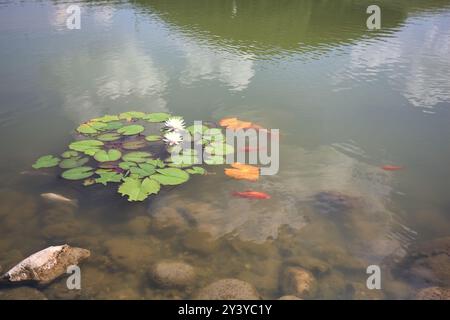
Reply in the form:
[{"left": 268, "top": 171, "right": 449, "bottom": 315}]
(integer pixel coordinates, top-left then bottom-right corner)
[
  {"left": 232, "top": 191, "right": 271, "bottom": 200},
  {"left": 382, "top": 165, "right": 403, "bottom": 171}
]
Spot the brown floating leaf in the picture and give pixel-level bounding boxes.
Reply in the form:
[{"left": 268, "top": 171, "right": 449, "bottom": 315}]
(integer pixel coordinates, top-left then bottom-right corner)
[{"left": 224, "top": 162, "right": 259, "bottom": 181}]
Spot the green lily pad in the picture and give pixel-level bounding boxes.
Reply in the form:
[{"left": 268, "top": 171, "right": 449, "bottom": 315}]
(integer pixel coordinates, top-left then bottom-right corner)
[
  {"left": 104, "top": 121, "right": 124, "bottom": 130},
  {"left": 117, "top": 125, "right": 144, "bottom": 136},
  {"left": 61, "top": 151, "right": 79, "bottom": 158},
  {"left": 77, "top": 122, "right": 108, "bottom": 134},
  {"left": 59, "top": 157, "right": 89, "bottom": 169},
  {"left": 187, "top": 124, "right": 209, "bottom": 136},
  {"left": 90, "top": 121, "right": 109, "bottom": 131},
  {"left": 168, "top": 162, "right": 195, "bottom": 168},
  {"left": 61, "top": 166, "right": 94, "bottom": 180},
  {"left": 119, "top": 111, "right": 146, "bottom": 121},
  {"left": 145, "top": 135, "right": 162, "bottom": 142},
  {"left": 186, "top": 166, "right": 207, "bottom": 175},
  {"left": 129, "top": 163, "right": 156, "bottom": 178},
  {"left": 69, "top": 140, "right": 104, "bottom": 156},
  {"left": 146, "top": 159, "right": 166, "bottom": 168},
  {"left": 98, "top": 162, "right": 119, "bottom": 169},
  {"left": 95, "top": 171, "right": 123, "bottom": 186},
  {"left": 122, "top": 151, "right": 152, "bottom": 163},
  {"left": 143, "top": 112, "right": 171, "bottom": 122},
  {"left": 118, "top": 177, "right": 160, "bottom": 201},
  {"left": 169, "top": 154, "right": 197, "bottom": 166},
  {"left": 76, "top": 123, "right": 97, "bottom": 134},
  {"left": 204, "top": 155, "right": 225, "bottom": 165},
  {"left": 94, "top": 149, "right": 122, "bottom": 162},
  {"left": 32, "top": 155, "right": 60, "bottom": 169},
  {"left": 97, "top": 133, "right": 121, "bottom": 142},
  {"left": 205, "top": 142, "right": 234, "bottom": 156},
  {"left": 119, "top": 161, "right": 137, "bottom": 170},
  {"left": 203, "top": 128, "right": 225, "bottom": 144},
  {"left": 91, "top": 115, "right": 119, "bottom": 123},
  {"left": 150, "top": 168, "right": 190, "bottom": 185},
  {"left": 122, "top": 139, "right": 147, "bottom": 150}
]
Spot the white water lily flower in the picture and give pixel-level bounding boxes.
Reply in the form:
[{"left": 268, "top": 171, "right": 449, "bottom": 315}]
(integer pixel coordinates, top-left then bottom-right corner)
[
  {"left": 163, "top": 131, "right": 183, "bottom": 146},
  {"left": 165, "top": 117, "right": 185, "bottom": 132}
]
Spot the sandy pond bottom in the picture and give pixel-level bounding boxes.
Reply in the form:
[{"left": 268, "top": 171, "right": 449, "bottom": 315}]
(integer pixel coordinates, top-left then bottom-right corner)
[{"left": 0, "top": 146, "right": 428, "bottom": 300}]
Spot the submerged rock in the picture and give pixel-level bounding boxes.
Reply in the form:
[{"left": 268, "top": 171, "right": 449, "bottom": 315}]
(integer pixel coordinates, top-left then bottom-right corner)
[
  {"left": 196, "top": 279, "right": 260, "bottom": 300},
  {"left": 278, "top": 295, "right": 302, "bottom": 300},
  {"left": 1, "top": 244, "right": 90, "bottom": 284},
  {"left": 313, "top": 191, "right": 358, "bottom": 216},
  {"left": 392, "top": 236, "right": 450, "bottom": 287},
  {"left": 126, "top": 215, "right": 151, "bottom": 235},
  {"left": 183, "top": 231, "right": 218, "bottom": 255},
  {"left": 0, "top": 287, "right": 47, "bottom": 300},
  {"left": 415, "top": 287, "right": 450, "bottom": 300},
  {"left": 282, "top": 267, "right": 316, "bottom": 298},
  {"left": 104, "top": 237, "right": 155, "bottom": 271},
  {"left": 150, "top": 261, "right": 195, "bottom": 288}
]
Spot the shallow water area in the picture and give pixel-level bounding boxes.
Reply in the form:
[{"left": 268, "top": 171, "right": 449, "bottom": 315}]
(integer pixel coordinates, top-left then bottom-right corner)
[{"left": 1, "top": 0, "right": 450, "bottom": 299}]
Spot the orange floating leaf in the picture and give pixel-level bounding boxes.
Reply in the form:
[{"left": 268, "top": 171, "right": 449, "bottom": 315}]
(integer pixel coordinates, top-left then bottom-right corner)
[
  {"left": 219, "top": 117, "right": 261, "bottom": 130},
  {"left": 224, "top": 162, "right": 259, "bottom": 181}
]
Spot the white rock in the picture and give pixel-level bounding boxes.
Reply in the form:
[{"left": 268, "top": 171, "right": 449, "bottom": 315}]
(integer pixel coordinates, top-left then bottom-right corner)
[{"left": 1, "top": 244, "right": 90, "bottom": 284}]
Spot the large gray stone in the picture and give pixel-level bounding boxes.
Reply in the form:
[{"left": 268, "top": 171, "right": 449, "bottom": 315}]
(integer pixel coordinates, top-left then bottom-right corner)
[
  {"left": 416, "top": 287, "right": 450, "bottom": 300},
  {"left": 196, "top": 279, "right": 260, "bottom": 300},
  {"left": 151, "top": 261, "right": 196, "bottom": 288}
]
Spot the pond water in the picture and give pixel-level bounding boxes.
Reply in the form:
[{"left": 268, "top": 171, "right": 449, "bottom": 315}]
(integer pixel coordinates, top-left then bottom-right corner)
[{"left": 1, "top": 0, "right": 450, "bottom": 299}]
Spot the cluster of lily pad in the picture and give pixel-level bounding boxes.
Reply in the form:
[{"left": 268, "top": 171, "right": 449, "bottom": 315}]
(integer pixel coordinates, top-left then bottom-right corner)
[{"left": 32, "top": 111, "right": 234, "bottom": 201}]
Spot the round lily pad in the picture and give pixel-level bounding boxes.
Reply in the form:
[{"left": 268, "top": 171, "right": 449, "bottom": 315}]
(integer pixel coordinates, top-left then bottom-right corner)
[
  {"left": 122, "top": 139, "right": 147, "bottom": 150},
  {"left": 143, "top": 112, "right": 171, "bottom": 122},
  {"left": 77, "top": 122, "right": 107, "bottom": 134},
  {"left": 61, "top": 166, "right": 94, "bottom": 180},
  {"left": 187, "top": 124, "right": 209, "bottom": 136},
  {"left": 204, "top": 155, "right": 225, "bottom": 165},
  {"left": 94, "top": 149, "right": 122, "bottom": 162},
  {"left": 205, "top": 142, "right": 235, "bottom": 156},
  {"left": 150, "top": 168, "right": 190, "bottom": 185},
  {"left": 145, "top": 135, "right": 162, "bottom": 142},
  {"left": 122, "top": 151, "right": 152, "bottom": 163},
  {"left": 91, "top": 115, "right": 119, "bottom": 123},
  {"left": 32, "top": 155, "right": 60, "bottom": 169},
  {"left": 119, "top": 111, "right": 146, "bottom": 121},
  {"left": 129, "top": 163, "right": 156, "bottom": 178},
  {"left": 97, "top": 133, "right": 121, "bottom": 142},
  {"left": 104, "top": 121, "right": 124, "bottom": 130},
  {"left": 119, "top": 161, "right": 137, "bottom": 170},
  {"left": 61, "top": 151, "right": 79, "bottom": 158},
  {"left": 186, "top": 166, "right": 207, "bottom": 175},
  {"left": 117, "top": 125, "right": 145, "bottom": 136},
  {"left": 118, "top": 177, "right": 160, "bottom": 201},
  {"left": 69, "top": 140, "right": 104, "bottom": 156},
  {"left": 59, "top": 157, "right": 89, "bottom": 169}
]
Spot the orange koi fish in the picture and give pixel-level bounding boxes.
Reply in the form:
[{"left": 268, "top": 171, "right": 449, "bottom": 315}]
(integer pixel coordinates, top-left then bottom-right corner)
[
  {"left": 232, "top": 191, "right": 271, "bottom": 200},
  {"left": 382, "top": 165, "right": 403, "bottom": 171}
]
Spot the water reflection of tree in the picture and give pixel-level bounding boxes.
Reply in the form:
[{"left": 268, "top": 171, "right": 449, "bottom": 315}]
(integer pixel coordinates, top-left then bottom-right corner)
[{"left": 131, "top": 0, "right": 450, "bottom": 55}]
